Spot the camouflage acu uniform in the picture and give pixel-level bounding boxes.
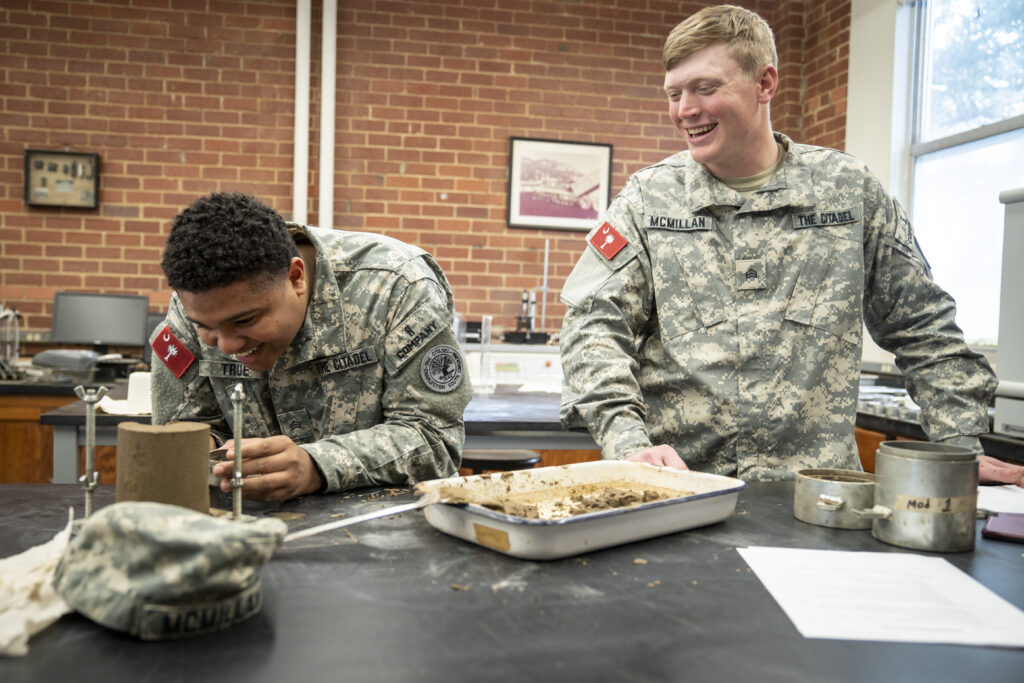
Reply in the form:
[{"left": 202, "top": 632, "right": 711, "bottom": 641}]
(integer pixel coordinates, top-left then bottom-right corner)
[
  {"left": 151, "top": 226, "right": 471, "bottom": 491},
  {"left": 560, "top": 133, "right": 997, "bottom": 481}
]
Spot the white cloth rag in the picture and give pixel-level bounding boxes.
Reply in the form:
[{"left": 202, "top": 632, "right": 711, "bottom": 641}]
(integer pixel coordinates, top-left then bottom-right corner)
[
  {"left": 0, "top": 510, "right": 74, "bottom": 657},
  {"left": 97, "top": 395, "right": 151, "bottom": 415}
]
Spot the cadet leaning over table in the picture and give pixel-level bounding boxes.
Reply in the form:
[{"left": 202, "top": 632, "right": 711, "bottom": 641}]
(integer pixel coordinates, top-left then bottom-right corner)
[
  {"left": 151, "top": 192, "right": 471, "bottom": 501},
  {"left": 559, "top": 4, "right": 998, "bottom": 480}
]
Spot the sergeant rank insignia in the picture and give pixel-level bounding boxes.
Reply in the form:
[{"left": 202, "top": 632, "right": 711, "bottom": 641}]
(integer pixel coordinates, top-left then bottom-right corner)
[{"left": 420, "top": 345, "right": 464, "bottom": 393}]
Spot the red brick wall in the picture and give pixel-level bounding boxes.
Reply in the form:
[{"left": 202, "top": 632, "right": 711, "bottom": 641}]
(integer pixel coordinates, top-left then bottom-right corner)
[
  {"left": 1, "top": 0, "right": 849, "bottom": 342},
  {"left": 801, "top": 0, "right": 850, "bottom": 149},
  {"left": 1, "top": 0, "right": 298, "bottom": 335},
  {"left": 770, "top": 0, "right": 807, "bottom": 139}
]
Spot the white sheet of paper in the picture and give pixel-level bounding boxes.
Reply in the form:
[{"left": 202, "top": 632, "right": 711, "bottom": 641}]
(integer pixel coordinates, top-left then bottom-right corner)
[
  {"left": 978, "top": 484, "right": 1024, "bottom": 514},
  {"left": 737, "top": 546, "right": 1024, "bottom": 648}
]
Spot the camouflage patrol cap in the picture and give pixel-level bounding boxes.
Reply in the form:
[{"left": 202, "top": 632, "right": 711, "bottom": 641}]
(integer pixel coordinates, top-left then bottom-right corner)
[{"left": 53, "top": 502, "right": 287, "bottom": 640}]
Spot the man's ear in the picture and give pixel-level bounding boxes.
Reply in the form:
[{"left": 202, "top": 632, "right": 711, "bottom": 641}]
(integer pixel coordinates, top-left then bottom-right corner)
[
  {"left": 287, "top": 256, "right": 306, "bottom": 294},
  {"left": 757, "top": 64, "right": 778, "bottom": 103}
]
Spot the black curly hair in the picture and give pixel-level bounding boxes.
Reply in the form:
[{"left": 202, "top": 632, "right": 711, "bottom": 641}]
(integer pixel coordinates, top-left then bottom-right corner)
[{"left": 161, "top": 192, "right": 299, "bottom": 293}]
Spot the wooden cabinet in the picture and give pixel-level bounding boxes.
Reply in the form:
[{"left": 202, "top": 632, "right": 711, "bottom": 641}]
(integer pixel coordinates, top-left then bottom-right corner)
[
  {"left": 0, "top": 391, "right": 116, "bottom": 484},
  {"left": 854, "top": 427, "right": 886, "bottom": 473},
  {"left": 854, "top": 427, "right": 922, "bottom": 473},
  {"left": 538, "top": 449, "right": 601, "bottom": 467},
  {"left": 0, "top": 393, "right": 76, "bottom": 483}
]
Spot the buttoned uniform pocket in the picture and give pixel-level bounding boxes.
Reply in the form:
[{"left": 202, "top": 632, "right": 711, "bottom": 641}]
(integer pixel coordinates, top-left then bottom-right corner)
[
  {"left": 348, "top": 363, "right": 384, "bottom": 428},
  {"left": 646, "top": 228, "right": 723, "bottom": 342},
  {"left": 318, "top": 369, "right": 383, "bottom": 438},
  {"left": 327, "top": 377, "right": 359, "bottom": 434},
  {"left": 783, "top": 219, "right": 865, "bottom": 346}
]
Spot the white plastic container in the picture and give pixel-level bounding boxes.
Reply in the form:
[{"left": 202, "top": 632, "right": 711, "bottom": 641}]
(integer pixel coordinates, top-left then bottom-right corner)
[{"left": 419, "top": 461, "right": 745, "bottom": 560}]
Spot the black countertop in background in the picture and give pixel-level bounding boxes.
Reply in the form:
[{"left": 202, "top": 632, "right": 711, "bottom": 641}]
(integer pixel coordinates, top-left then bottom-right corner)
[{"left": 0, "top": 381, "right": 92, "bottom": 397}]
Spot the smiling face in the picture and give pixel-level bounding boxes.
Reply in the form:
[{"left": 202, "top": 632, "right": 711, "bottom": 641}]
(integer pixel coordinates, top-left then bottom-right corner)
[
  {"left": 177, "top": 257, "right": 310, "bottom": 373},
  {"left": 663, "top": 42, "right": 778, "bottom": 178}
]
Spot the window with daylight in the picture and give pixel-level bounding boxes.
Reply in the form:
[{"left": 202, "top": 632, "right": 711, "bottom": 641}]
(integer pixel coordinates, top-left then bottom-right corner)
[{"left": 907, "top": 0, "right": 1024, "bottom": 347}]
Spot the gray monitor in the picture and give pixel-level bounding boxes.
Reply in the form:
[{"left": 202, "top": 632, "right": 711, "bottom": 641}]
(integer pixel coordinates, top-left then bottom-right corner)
[
  {"left": 142, "top": 312, "right": 166, "bottom": 366},
  {"left": 49, "top": 292, "right": 150, "bottom": 354}
]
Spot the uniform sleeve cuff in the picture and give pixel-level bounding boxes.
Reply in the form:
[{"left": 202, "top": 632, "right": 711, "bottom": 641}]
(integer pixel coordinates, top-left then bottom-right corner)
[
  {"left": 938, "top": 434, "right": 983, "bottom": 453},
  {"left": 300, "top": 442, "right": 363, "bottom": 492},
  {"left": 599, "top": 418, "right": 653, "bottom": 460}
]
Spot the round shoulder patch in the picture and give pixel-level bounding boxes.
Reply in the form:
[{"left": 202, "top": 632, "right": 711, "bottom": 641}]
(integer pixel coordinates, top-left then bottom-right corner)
[{"left": 419, "top": 345, "right": 464, "bottom": 393}]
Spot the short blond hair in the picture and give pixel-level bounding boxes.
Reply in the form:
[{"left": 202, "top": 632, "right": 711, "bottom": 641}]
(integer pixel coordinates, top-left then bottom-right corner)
[{"left": 663, "top": 4, "right": 778, "bottom": 78}]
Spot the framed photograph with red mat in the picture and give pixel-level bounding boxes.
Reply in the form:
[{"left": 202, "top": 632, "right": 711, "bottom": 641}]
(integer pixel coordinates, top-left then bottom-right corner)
[{"left": 506, "top": 137, "right": 612, "bottom": 231}]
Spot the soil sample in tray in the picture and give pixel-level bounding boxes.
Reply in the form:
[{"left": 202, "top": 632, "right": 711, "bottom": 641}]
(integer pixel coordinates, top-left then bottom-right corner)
[{"left": 488, "top": 480, "right": 692, "bottom": 520}]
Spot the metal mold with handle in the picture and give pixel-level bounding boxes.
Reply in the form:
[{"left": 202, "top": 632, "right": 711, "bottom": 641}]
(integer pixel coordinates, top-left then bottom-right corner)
[
  {"left": 793, "top": 468, "right": 875, "bottom": 529},
  {"left": 854, "top": 441, "right": 979, "bottom": 553}
]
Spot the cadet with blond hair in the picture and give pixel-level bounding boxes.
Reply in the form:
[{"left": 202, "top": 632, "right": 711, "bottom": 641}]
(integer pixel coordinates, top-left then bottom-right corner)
[{"left": 559, "top": 5, "right": 997, "bottom": 479}]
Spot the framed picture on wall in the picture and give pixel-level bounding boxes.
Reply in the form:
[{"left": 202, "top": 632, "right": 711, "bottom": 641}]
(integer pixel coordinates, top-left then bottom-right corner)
[
  {"left": 24, "top": 149, "right": 100, "bottom": 209},
  {"left": 506, "top": 137, "right": 613, "bottom": 231}
]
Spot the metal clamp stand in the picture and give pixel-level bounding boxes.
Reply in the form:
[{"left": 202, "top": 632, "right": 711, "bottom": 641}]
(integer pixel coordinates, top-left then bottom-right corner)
[
  {"left": 230, "top": 383, "right": 244, "bottom": 520},
  {"left": 74, "top": 384, "right": 108, "bottom": 519},
  {"left": 503, "top": 240, "right": 552, "bottom": 345}
]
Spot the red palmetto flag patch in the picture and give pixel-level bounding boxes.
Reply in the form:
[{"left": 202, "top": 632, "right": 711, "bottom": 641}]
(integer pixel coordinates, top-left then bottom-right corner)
[
  {"left": 589, "top": 221, "right": 627, "bottom": 260},
  {"left": 151, "top": 325, "right": 196, "bottom": 378}
]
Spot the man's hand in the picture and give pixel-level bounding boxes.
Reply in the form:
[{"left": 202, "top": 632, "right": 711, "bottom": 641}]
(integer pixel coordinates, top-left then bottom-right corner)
[
  {"left": 212, "top": 435, "right": 325, "bottom": 501},
  {"left": 978, "top": 455, "right": 1024, "bottom": 488},
  {"left": 626, "top": 444, "right": 688, "bottom": 469}
]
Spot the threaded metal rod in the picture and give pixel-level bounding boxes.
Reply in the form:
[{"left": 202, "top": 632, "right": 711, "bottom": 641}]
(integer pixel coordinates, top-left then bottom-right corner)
[
  {"left": 74, "top": 384, "right": 108, "bottom": 518},
  {"left": 230, "top": 383, "right": 244, "bottom": 520}
]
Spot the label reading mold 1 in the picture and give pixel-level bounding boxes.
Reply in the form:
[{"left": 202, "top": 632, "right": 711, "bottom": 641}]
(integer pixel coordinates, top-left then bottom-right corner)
[{"left": 893, "top": 494, "right": 976, "bottom": 514}]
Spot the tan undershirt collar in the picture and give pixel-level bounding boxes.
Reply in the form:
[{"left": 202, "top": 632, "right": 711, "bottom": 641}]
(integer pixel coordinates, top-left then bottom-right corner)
[{"left": 716, "top": 142, "right": 787, "bottom": 198}]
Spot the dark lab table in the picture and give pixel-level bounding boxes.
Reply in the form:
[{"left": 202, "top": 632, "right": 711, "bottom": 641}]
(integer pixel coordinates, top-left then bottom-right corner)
[{"left": 1, "top": 482, "right": 1022, "bottom": 683}]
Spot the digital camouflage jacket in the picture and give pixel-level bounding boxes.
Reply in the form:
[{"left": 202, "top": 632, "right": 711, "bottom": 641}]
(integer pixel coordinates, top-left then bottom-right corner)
[
  {"left": 152, "top": 226, "right": 471, "bottom": 491},
  {"left": 560, "top": 134, "right": 996, "bottom": 480}
]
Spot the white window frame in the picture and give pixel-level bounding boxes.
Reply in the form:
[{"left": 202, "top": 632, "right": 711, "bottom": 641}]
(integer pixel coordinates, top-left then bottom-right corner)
[
  {"left": 847, "top": 0, "right": 913, "bottom": 370},
  {"left": 847, "top": 0, "right": 1017, "bottom": 366},
  {"left": 904, "top": 0, "right": 1024, "bottom": 217}
]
